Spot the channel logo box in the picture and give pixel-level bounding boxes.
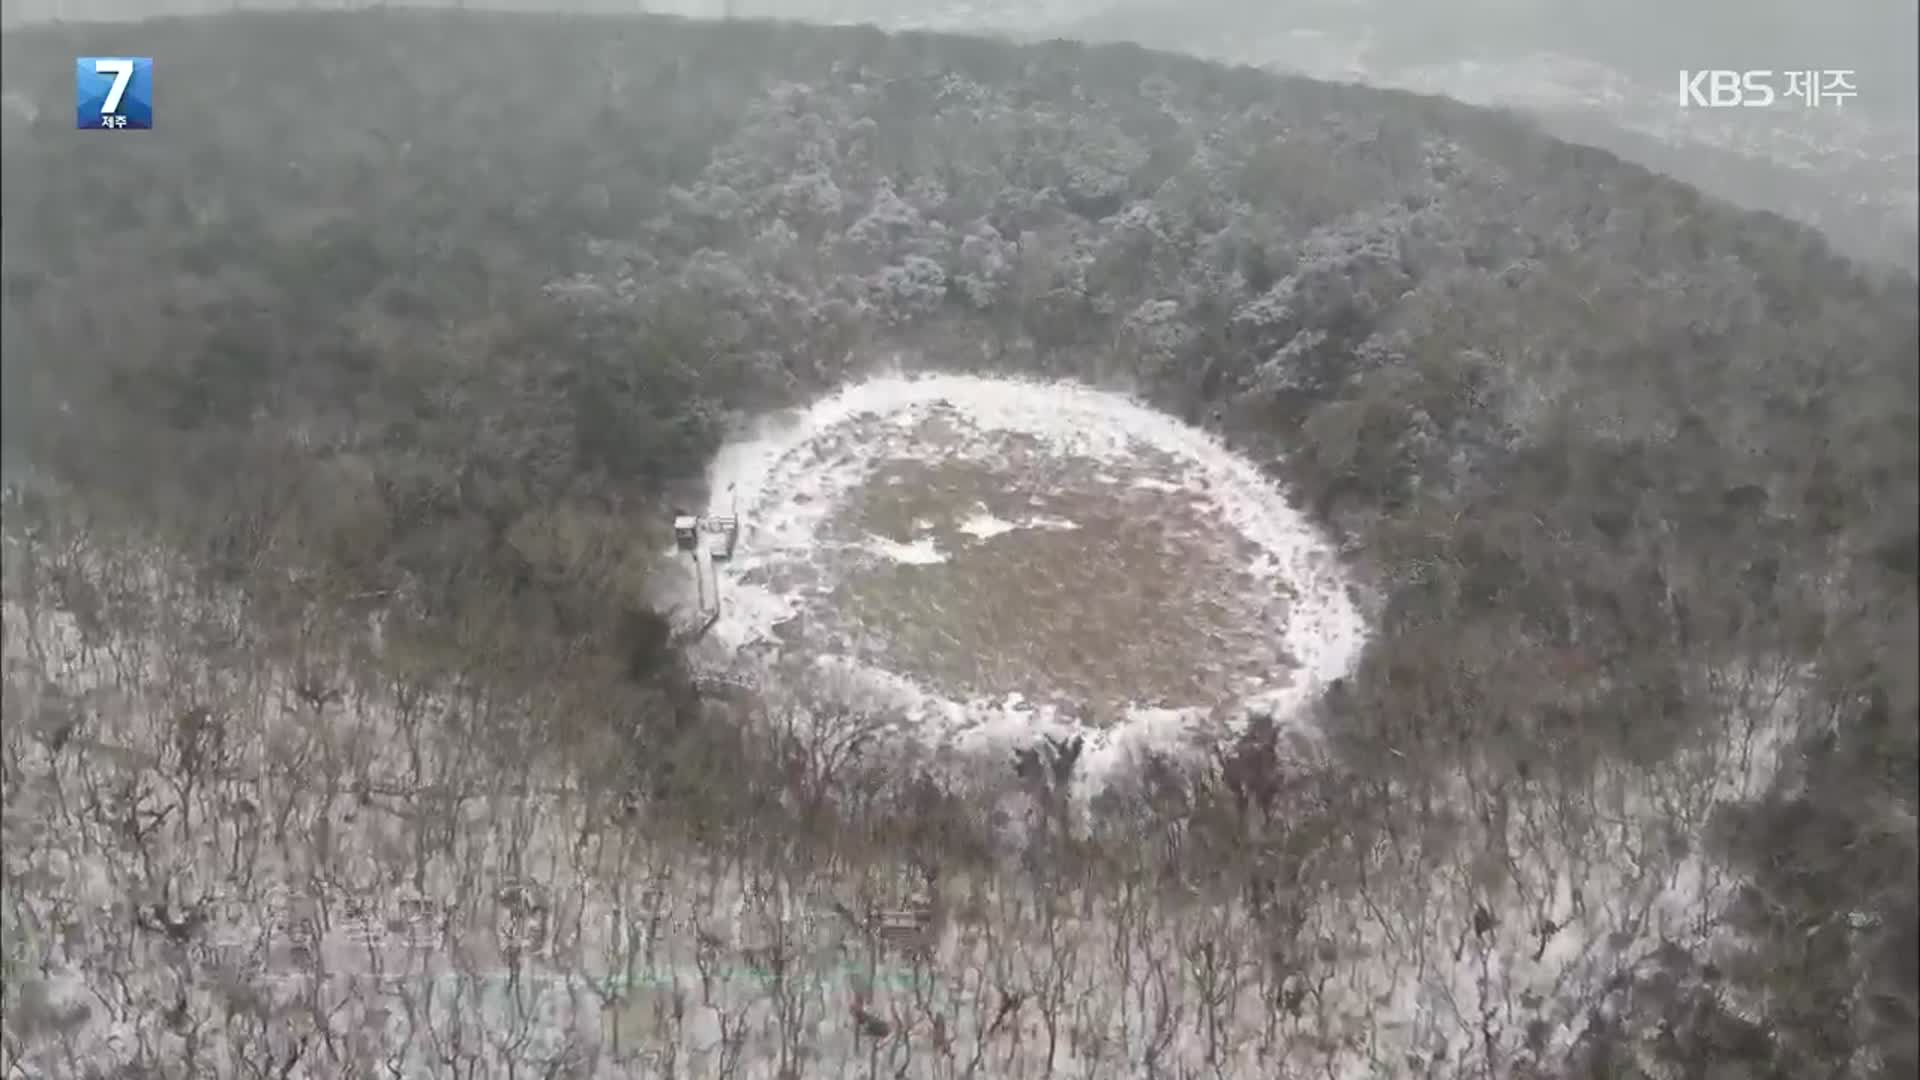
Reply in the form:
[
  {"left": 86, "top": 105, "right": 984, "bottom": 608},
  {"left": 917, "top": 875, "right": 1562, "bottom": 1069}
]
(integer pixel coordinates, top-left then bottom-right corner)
[{"left": 76, "top": 57, "right": 153, "bottom": 130}]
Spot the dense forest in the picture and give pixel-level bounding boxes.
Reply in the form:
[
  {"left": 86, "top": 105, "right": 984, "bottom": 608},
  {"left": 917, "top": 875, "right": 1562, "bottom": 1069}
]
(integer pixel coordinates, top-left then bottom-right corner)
[{"left": 1, "top": 9, "right": 1915, "bottom": 1078}]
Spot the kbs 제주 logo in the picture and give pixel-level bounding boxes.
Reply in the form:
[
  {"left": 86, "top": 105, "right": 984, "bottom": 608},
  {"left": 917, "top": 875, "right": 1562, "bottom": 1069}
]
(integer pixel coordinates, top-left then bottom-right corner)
[
  {"left": 1678, "top": 69, "right": 1858, "bottom": 109},
  {"left": 76, "top": 57, "right": 153, "bottom": 130}
]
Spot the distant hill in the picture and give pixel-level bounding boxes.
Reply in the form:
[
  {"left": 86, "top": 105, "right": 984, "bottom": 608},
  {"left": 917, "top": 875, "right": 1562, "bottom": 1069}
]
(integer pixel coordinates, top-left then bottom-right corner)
[
  {"left": 1061, "top": 0, "right": 1920, "bottom": 271},
  {"left": 7, "top": 1, "right": 1913, "bottom": 270}
]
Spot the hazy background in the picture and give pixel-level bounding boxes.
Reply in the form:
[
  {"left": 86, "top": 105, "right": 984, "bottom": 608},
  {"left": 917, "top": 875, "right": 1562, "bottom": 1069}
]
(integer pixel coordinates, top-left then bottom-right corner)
[{"left": 9, "top": 0, "right": 1916, "bottom": 99}]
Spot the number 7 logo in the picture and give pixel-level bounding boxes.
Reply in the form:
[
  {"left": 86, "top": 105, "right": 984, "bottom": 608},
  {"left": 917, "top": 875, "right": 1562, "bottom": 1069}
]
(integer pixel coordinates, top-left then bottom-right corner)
[
  {"left": 95, "top": 59, "right": 134, "bottom": 115},
  {"left": 75, "top": 56, "right": 153, "bottom": 131}
]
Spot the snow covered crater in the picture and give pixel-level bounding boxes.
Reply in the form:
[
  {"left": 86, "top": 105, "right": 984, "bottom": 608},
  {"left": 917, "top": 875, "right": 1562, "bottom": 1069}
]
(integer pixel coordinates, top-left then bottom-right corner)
[{"left": 667, "top": 372, "right": 1370, "bottom": 791}]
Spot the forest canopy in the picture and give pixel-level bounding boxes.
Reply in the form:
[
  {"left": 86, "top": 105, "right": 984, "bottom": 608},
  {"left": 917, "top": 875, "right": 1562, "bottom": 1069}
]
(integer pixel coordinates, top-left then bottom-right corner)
[{"left": 1, "top": 9, "right": 1915, "bottom": 1078}]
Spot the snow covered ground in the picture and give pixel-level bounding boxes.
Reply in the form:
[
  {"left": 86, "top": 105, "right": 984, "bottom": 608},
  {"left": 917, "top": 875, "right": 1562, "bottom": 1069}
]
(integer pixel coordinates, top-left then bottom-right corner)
[
  {"left": 660, "top": 372, "right": 1371, "bottom": 797},
  {"left": 1, "top": 387, "right": 1816, "bottom": 1077},
  {"left": 2, "top": 571, "right": 1809, "bottom": 1077}
]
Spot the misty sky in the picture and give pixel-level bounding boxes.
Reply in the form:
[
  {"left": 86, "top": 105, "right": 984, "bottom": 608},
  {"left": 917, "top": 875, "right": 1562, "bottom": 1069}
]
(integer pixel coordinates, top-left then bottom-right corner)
[{"left": 5, "top": 1, "right": 1912, "bottom": 95}]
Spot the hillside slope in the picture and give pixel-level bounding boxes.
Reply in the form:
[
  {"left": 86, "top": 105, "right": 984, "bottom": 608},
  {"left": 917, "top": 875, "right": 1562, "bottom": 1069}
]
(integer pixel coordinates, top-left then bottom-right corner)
[
  {"left": 11, "top": 1, "right": 1910, "bottom": 272},
  {"left": 2, "top": 10, "right": 1915, "bottom": 1078},
  {"left": 1059, "top": 0, "right": 1920, "bottom": 272}
]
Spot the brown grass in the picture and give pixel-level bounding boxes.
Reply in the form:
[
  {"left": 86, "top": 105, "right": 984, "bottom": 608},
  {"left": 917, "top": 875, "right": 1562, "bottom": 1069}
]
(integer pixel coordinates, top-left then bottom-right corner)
[{"left": 773, "top": 413, "right": 1297, "bottom": 723}]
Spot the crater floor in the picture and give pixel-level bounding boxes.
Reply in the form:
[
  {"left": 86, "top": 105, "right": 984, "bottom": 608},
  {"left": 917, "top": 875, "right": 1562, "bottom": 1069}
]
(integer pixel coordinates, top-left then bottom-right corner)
[{"left": 669, "top": 372, "right": 1370, "bottom": 785}]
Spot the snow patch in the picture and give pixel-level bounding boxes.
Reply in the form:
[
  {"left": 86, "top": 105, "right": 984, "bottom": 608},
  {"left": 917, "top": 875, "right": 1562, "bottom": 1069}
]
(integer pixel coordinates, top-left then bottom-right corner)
[
  {"left": 1130, "top": 476, "right": 1183, "bottom": 492},
  {"left": 688, "top": 371, "right": 1371, "bottom": 792},
  {"left": 859, "top": 534, "right": 948, "bottom": 564},
  {"left": 956, "top": 511, "right": 1019, "bottom": 539},
  {"left": 956, "top": 509, "right": 1081, "bottom": 540}
]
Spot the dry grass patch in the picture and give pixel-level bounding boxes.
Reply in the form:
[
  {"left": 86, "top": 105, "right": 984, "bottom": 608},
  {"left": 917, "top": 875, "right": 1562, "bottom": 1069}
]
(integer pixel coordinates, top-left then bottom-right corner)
[{"left": 785, "top": 413, "right": 1296, "bottom": 720}]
